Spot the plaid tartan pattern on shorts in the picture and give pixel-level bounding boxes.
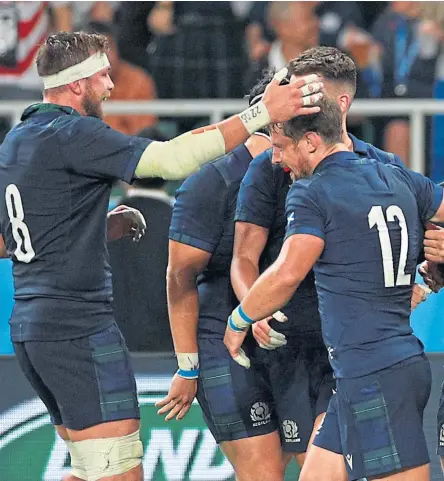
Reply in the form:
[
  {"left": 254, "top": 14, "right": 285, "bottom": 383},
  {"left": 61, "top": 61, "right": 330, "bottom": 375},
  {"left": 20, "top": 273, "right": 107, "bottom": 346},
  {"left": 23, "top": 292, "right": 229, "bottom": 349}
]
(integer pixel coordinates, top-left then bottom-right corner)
[
  {"left": 89, "top": 326, "right": 139, "bottom": 421},
  {"left": 350, "top": 382, "right": 401, "bottom": 476},
  {"left": 200, "top": 365, "right": 248, "bottom": 440}
]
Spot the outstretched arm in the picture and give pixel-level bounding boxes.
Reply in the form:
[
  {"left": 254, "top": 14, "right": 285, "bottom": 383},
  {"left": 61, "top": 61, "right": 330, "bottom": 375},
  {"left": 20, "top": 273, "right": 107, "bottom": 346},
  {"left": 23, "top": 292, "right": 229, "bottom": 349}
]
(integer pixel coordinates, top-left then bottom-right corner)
[{"left": 134, "top": 70, "right": 323, "bottom": 180}]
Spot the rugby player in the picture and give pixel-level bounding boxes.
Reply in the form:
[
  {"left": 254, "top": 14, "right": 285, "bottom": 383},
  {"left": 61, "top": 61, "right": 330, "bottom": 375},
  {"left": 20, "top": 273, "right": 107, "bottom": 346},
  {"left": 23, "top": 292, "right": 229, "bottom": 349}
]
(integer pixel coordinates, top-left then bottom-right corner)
[
  {"left": 233, "top": 48, "right": 430, "bottom": 474},
  {"left": 0, "top": 30, "right": 322, "bottom": 481},
  {"left": 155, "top": 77, "right": 289, "bottom": 481},
  {"left": 225, "top": 97, "right": 444, "bottom": 481}
]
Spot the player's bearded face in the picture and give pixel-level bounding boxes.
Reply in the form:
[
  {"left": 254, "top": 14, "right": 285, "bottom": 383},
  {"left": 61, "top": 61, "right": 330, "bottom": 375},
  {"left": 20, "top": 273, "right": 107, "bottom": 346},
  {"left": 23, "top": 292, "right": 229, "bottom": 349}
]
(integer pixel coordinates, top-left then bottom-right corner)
[
  {"left": 82, "top": 81, "right": 104, "bottom": 119},
  {"left": 287, "top": 142, "right": 312, "bottom": 180},
  {"left": 81, "top": 69, "right": 113, "bottom": 119}
]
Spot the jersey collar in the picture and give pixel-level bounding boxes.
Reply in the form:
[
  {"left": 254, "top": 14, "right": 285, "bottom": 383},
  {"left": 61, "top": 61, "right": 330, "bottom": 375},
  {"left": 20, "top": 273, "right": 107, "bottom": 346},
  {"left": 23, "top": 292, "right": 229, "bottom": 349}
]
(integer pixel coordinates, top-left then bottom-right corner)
[
  {"left": 21, "top": 103, "right": 81, "bottom": 121},
  {"left": 348, "top": 133, "right": 369, "bottom": 156},
  {"left": 313, "top": 150, "right": 362, "bottom": 174}
]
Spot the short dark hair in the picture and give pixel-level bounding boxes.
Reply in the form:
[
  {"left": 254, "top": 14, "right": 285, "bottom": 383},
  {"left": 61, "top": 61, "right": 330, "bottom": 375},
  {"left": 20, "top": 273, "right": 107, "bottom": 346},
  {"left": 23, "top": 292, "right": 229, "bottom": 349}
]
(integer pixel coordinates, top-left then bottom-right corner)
[
  {"left": 246, "top": 68, "right": 276, "bottom": 106},
  {"left": 246, "top": 68, "right": 284, "bottom": 136},
  {"left": 36, "top": 31, "right": 108, "bottom": 77},
  {"left": 288, "top": 46, "right": 357, "bottom": 97},
  {"left": 282, "top": 98, "right": 343, "bottom": 145}
]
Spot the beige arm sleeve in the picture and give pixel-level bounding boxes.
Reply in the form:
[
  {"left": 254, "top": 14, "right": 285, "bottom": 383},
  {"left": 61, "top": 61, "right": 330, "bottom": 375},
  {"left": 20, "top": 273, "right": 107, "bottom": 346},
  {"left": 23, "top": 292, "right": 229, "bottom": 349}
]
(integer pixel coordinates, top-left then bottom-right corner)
[{"left": 134, "top": 127, "right": 226, "bottom": 180}]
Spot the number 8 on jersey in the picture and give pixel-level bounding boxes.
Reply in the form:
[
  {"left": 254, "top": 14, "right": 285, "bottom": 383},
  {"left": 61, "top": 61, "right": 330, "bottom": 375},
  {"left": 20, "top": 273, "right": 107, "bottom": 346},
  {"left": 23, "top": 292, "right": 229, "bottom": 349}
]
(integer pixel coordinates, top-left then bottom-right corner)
[{"left": 5, "top": 184, "right": 35, "bottom": 263}]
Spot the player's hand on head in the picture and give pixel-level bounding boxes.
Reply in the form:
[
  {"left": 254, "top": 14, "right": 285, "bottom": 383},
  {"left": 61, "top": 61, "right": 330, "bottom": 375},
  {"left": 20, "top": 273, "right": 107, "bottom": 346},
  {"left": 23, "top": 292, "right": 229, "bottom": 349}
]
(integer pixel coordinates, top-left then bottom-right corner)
[
  {"left": 411, "top": 283, "right": 432, "bottom": 311},
  {"left": 262, "top": 68, "right": 324, "bottom": 123},
  {"left": 107, "top": 205, "right": 147, "bottom": 242},
  {"left": 424, "top": 222, "right": 444, "bottom": 263},
  {"left": 155, "top": 373, "right": 197, "bottom": 421},
  {"left": 418, "top": 261, "right": 444, "bottom": 293},
  {"left": 252, "top": 311, "right": 287, "bottom": 350}
]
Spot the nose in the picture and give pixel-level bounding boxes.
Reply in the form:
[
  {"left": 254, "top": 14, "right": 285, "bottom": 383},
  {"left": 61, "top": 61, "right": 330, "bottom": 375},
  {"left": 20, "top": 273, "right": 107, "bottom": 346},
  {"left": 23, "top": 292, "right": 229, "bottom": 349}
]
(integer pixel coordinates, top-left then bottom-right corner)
[
  {"left": 108, "top": 77, "right": 114, "bottom": 91},
  {"left": 271, "top": 147, "right": 281, "bottom": 165}
]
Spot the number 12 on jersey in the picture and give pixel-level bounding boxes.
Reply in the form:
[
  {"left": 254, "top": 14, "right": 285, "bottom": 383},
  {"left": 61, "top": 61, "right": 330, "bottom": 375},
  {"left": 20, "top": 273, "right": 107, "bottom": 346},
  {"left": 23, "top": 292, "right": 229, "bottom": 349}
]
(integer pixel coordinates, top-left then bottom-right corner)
[
  {"left": 5, "top": 184, "right": 35, "bottom": 263},
  {"left": 368, "top": 205, "right": 411, "bottom": 288}
]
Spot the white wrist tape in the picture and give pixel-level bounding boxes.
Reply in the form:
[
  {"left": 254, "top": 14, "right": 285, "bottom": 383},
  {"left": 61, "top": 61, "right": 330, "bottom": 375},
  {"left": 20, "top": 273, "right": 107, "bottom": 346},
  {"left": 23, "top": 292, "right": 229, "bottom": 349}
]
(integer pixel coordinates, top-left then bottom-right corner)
[
  {"left": 135, "top": 127, "right": 226, "bottom": 180},
  {"left": 176, "top": 352, "right": 199, "bottom": 379},
  {"left": 41, "top": 52, "right": 110, "bottom": 89},
  {"left": 238, "top": 100, "right": 271, "bottom": 135},
  {"left": 229, "top": 305, "right": 255, "bottom": 332},
  {"left": 417, "top": 284, "right": 432, "bottom": 297}
]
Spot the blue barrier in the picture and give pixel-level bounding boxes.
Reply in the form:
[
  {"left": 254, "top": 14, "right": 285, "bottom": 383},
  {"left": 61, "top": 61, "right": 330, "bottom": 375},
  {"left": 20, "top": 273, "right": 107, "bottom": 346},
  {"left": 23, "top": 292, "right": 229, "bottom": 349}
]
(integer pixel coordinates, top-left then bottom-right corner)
[
  {"left": 0, "top": 263, "right": 443, "bottom": 354},
  {"left": 0, "top": 259, "right": 13, "bottom": 354},
  {"left": 411, "top": 273, "right": 444, "bottom": 352}
]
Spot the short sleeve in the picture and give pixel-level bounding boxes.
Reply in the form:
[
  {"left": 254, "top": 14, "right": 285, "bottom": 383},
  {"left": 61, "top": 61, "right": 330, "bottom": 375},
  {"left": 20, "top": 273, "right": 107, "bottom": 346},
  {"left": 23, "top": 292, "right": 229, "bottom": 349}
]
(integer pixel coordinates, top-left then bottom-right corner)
[
  {"left": 169, "top": 164, "right": 227, "bottom": 253},
  {"left": 61, "top": 117, "right": 151, "bottom": 183},
  {"left": 396, "top": 167, "right": 444, "bottom": 221},
  {"left": 235, "top": 150, "right": 276, "bottom": 228},
  {"left": 285, "top": 179, "right": 325, "bottom": 241}
]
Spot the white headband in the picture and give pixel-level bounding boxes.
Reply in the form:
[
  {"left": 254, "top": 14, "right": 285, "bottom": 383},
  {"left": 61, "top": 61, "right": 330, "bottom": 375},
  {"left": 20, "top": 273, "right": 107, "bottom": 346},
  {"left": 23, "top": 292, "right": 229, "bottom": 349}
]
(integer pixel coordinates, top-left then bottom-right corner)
[{"left": 41, "top": 52, "right": 110, "bottom": 89}]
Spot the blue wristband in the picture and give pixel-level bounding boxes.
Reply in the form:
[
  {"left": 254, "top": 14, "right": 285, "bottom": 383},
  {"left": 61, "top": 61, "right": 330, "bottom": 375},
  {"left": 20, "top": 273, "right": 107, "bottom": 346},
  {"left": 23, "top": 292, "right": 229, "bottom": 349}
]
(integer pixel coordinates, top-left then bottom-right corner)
[
  {"left": 229, "top": 315, "right": 246, "bottom": 332},
  {"left": 238, "top": 305, "right": 254, "bottom": 325},
  {"left": 177, "top": 368, "right": 199, "bottom": 379}
]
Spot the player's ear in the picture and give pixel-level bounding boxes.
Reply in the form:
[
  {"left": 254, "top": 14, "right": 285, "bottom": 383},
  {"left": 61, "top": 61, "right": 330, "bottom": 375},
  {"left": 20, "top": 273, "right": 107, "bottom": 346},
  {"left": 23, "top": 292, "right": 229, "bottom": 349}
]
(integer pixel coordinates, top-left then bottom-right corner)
[
  {"left": 305, "top": 132, "right": 318, "bottom": 153},
  {"left": 338, "top": 94, "right": 351, "bottom": 113},
  {"left": 67, "top": 80, "right": 82, "bottom": 96}
]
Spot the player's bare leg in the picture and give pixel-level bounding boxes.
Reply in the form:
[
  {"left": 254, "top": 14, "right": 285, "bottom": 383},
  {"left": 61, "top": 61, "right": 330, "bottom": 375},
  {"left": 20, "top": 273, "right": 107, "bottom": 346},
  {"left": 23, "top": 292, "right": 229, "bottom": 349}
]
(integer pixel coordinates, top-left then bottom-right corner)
[
  {"left": 55, "top": 425, "right": 86, "bottom": 481},
  {"left": 221, "top": 431, "right": 285, "bottom": 481},
  {"left": 298, "top": 444, "right": 347, "bottom": 481},
  {"left": 282, "top": 412, "right": 326, "bottom": 469},
  {"left": 66, "top": 419, "right": 143, "bottom": 481}
]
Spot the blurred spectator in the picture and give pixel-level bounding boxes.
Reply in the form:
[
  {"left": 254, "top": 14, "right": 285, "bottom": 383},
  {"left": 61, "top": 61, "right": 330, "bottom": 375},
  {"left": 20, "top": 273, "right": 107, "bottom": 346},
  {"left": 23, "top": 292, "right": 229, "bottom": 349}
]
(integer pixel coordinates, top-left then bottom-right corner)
[
  {"left": 0, "top": 2, "right": 49, "bottom": 142},
  {"left": 148, "top": 2, "right": 246, "bottom": 100},
  {"left": 245, "top": 2, "right": 319, "bottom": 89},
  {"left": 244, "top": 2, "right": 367, "bottom": 62},
  {"left": 114, "top": 2, "right": 156, "bottom": 73},
  {"left": 0, "top": 1, "right": 49, "bottom": 99},
  {"left": 316, "top": 1, "right": 364, "bottom": 48},
  {"left": 372, "top": 1, "right": 442, "bottom": 166},
  {"left": 88, "top": 21, "right": 157, "bottom": 135},
  {"left": 109, "top": 126, "right": 173, "bottom": 353},
  {"left": 245, "top": 2, "right": 274, "bottom": 63},
  {"left": 420, "top": 2, "right": 444, "bottom": 179},
  {"left": 51, "top": 1, "right": 116, "bottom": 32}
]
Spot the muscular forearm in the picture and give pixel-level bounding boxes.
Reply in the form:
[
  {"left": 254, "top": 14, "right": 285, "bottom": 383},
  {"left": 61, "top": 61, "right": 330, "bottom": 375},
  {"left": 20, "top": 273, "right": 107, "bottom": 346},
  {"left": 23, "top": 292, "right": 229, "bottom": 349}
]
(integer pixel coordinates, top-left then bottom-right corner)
[
  {"left": 134, "top": 116, "right": 256, "bottom": 181},
  {"left": 167, "top": 269, "right": 199, "bottom": 353},
  {"left": 242, "top": 262, "right": 299, "bottom": 321},
  {"left": 134, "top": 70, "right": 323, "bottom": 180},
  {"left": 231, "top": 257, "right": 260, "bottom": 301}
]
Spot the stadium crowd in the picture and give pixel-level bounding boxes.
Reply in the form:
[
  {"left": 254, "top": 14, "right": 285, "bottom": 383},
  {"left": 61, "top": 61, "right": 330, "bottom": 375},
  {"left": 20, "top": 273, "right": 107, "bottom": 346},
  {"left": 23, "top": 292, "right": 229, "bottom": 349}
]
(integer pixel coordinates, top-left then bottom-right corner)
[{"left": 2, "top": 1, "right": 444, "bottom": 165}]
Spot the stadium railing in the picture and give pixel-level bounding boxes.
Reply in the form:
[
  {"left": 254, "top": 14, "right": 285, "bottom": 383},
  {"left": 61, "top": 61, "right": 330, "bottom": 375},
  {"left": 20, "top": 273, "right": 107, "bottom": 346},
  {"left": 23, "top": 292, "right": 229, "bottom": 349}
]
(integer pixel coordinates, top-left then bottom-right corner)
[{"left": 2, "top": 99, "right": 444, "bottom": 174}]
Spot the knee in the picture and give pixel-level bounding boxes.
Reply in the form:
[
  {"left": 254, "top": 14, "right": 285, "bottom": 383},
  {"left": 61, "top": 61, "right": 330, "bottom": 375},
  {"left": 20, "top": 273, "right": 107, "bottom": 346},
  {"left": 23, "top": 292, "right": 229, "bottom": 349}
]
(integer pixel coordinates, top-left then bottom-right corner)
[
  {"left": 299, "top": 468, "right": 346, "bottom": 481},
  {"left": 61, "top": 476, "right": 85, "bottom": 481},
  {"left": 72, "top": 429, "right": 143, "bottom": 481},
  {"left": 237, "top": 454, "right": 284, "bottom": 481}
]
